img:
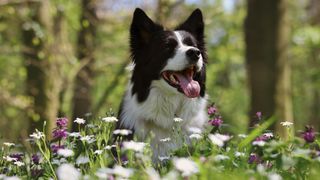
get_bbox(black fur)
[112,8,207,163]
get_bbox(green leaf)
[238,116,277,150]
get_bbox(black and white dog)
[116,8,208,162]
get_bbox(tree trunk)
[72,0,97,131]
[23,0,64,136]
[307,0,320,25]
[245,0,293,138]
[307,0,320,130]
[23,0,50,133]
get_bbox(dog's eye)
[183,37,195,47]
[166,38,177,49]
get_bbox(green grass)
[0,112,320,180]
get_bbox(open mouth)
[161,66,200,98]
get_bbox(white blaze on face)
[162,31,203,72]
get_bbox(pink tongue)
[174,72,200,98]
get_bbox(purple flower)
[256,112,262,120]
[31,168,43,177]
[10,153,23,161]
[32,154,40,164]
[52,128,68,139]
[209,117,223,127]
[302,126,316,143]
[248,153,261,164]
[207,105,217,115]
[56,117,68,128]
[51,144,65,153]
[255,133,272,142]
[121,155,129,165]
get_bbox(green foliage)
[1,115,320,179]
[0,0,319,146]
[238,117,277,150]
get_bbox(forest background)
[0,0,319,143]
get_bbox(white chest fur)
[119,80,208,161]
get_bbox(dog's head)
[130,8,207,102]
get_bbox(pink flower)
[52,129,68,139]
[56,117,68,128]
[256,112,262,120]
[209,117,223,127]
[302,126,316,143]
[207,105,217,115]
[248,153,261,164]
[51,144,65,153]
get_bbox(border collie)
[116,8,208,162]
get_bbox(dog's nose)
[186,48,201,63]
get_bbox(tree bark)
[245,0,293,138]
[307,0,320,130]
[23,0,50,133]
[72,0,97,131]
[23,0,64,136]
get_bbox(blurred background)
[0,0,319,142]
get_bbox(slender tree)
[23,0,50,134]
[72,0,98,131]
[307,0,320,130]
[245,0,293,138]
[23,0,65,136]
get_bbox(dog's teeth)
[170,75,176,83]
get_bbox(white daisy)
[235,151,245,157]
[3,156,17,162]
[208,133,232,147]
[104,145,116,150]
[280,121,293,127]
[80,135,95,144]
[188,127,202,134]
[173,158,199,177]
[122,141,146,153]
[252,140,266,147]
[29,131,44,140]
[68,132,81,138]
[13,161,25,167]
[112,165,134,178]
[214,155,230,162]
[95,168,110,179]
[74,118,86,124]
[3,176,21,180]
[113,129,132,136]
[238,134,247,138]
[94,150,103,155]
[160,137,171,142]
[189,133,202,139]
[3,142,15,147]
[57,149,74,157]
[76,155,90,165]
[158,156,170,161]
[268,173,282,180]
[173,117,183,122]
[56,164,81,180]
[102,116,118,123]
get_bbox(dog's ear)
[176,9,207,63]
[130,8,163,46]
[176,9,204,42]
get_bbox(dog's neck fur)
[119,81,207,162]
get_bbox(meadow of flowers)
[1,105,320,180]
